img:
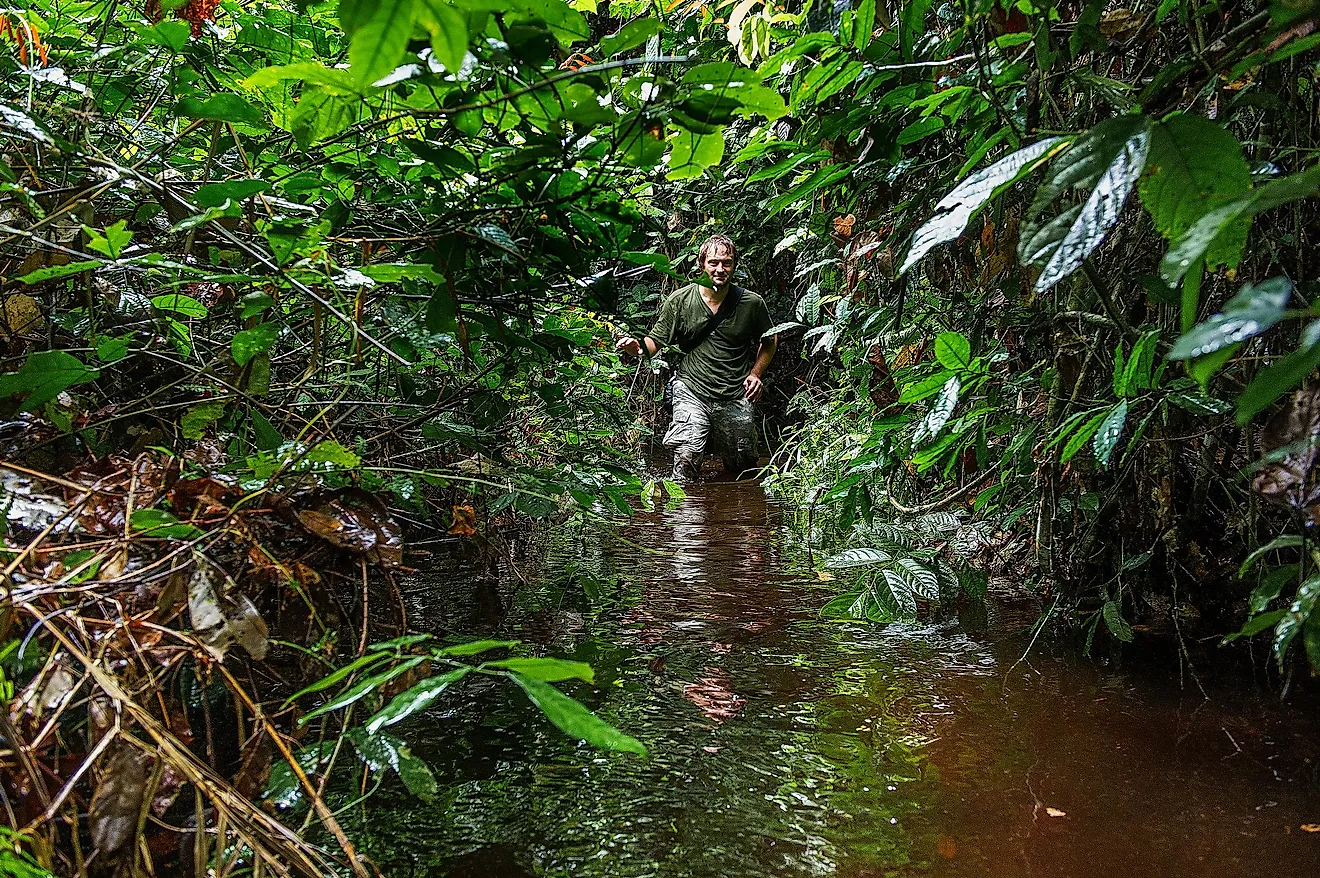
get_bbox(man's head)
[698,234,737,291]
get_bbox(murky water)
[356,481,1319,877]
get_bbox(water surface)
[360,481,1319,877]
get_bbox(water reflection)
[356,482,1320,878]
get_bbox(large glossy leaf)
[824,547,892,568]
[419,0,468,73]
[1162,164,1320,284]
[1168,277,1292,360]
[1139,114,1251,270]
[1020,116,1150,292]
[1102,600,1134,642]
[901,137,1065,274]
[510,673,647,755]
[933,332,972,370]
[881,568,920,615]
[364,667,471,733]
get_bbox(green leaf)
[239,292,276,319]
[345,729,438,800]
[510,673,646,755]
[18,260,101,284]
[195,179,270,208]
[1139,114,1251,270]
[0,351,99,412]
[232,323,280,366]
[251,407,283,451]
[177,94,266,125]
[1236,324,1320,423]
[1162,164,1320,285]
[151,293,208,318]
[897,116,945,146]
[96,335,131,363]
[284,652,390,706]
[1121,329,1161,393]
[1168,277,1292,360]
[1249,564,1297,613]
[599,17,662,57]
[820,591,868,619]
[853,0,876,49]
[1060,410,1106,462]
[298,655,426,724]
[419,0,468,73]
[1020,116,1150,292]
[666,129,725,180]
[135,20,192,51]
[364,666,471,733]
[350,0,418,86]
[129,508,205,540]
[1225,608,1287,642]
[243,62,361,95]
[1102,600,1134,642]
[933,332,972,370]
[181,401,226,440]
[1239,535,1307,576]
[902,137,1066,274]
[483,657,595,683]
[897,370,956,403]
[438,639,520,656]
[84,220,132,259]
[305,440,361,468]
[913,375,959,445]
[1273,576,1320,669]
[1093,400,1128,467]
[824,547,891,569]
[1166,391,1232,416]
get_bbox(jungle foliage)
[2,0,1320,872]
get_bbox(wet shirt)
[649,283,773,402]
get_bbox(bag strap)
[678,285,743,354]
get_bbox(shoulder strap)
[678,285,744,354]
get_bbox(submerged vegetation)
[2,0,1319,872]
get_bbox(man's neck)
[701,282,730,304]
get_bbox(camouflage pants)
[663,377,758,481]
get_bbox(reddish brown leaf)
[449,505,478,536]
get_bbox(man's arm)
[743,335,777,401]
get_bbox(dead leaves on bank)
[1252,388,1320,519]
[1,451,407,877]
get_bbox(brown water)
[356,481,1320,877]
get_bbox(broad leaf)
[350,0,417,87]
[1167,277,1292,360]
[824,547,891,568]
[902,137,1065,274]
[483,657,595,683]
[1139,114,1251,270]
[151,293,208,318]
[1093,400,1128,467]
[0,351,99,412]
[510,673,647,755]
[346,729,438,800]
[913,375,959,444]
[232,323,281,366]
[1020,116,1150,292]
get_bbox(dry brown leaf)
[449,504,478,536]
[1045,806,1067,818]
[90,743,150,856]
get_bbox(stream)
[354,480,1319,877]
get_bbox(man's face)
[702,247,735,289]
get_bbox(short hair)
[698,233,737,265]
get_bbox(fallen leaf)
[1301,823,1320,833]
[297,489,403,567]
[188,561,269,660]
[936,835,958,858]
[1045,806,1067,818]
[90,743,150,856]
[449,504,477,536]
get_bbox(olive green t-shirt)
[649,283,773,402]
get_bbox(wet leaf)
[510,673,647,756]
[1272,575,1319,668]
[283,652,389,706]
[365,666,472,734]
[1102,600,1134,642]
[437,638,519,656]
[1,469,74,533]
[1020,116,1150,292]
[130,508,204,540]
[232,323,280,366]
[1093,400,1128,468]
[297,490,403,567]
[1168,277,1292,361]
[345,729,437,800]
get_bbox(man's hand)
[616,336,642,359]
[744,373,764,401]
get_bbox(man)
[618,234,777,482]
